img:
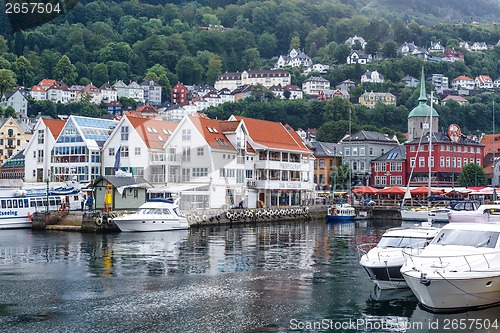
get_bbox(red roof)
[126,116,177,149]
[233,116,311,152]
[39,79,57,87]
[42,118,66,139]
[31,85,46,92]
[452,75,473,82]
[190,116,236,152]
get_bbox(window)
[33,150,36,158]
[37,150,43,163]
[182,147,190,162]
[440,156,444,167]
[135,147,141,156]
[319,159,325,169]
[381,163,386,172]
[182,129,191,141]
[121,126,129,140]
[197,147,204,156]
[375,163,380,172]
[38,129,44,144]
[429,156,434,167]
[109,148,115,156]
[168,148,176,161]
[345,147,350,156]
[410,146,416,152]
[360,147,365,156]
[192,168,208,177]
[120,146,129,157]
[410,157,416,168]
[446,157,450,167]
[352,147,358,156]
[181,168,191,181]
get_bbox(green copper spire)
[418,66,427,103]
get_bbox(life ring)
[106,216,113,225]
[226,211,233,219]
[95,216,103,226]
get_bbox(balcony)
[255,179,312,190]
[254,160,309,171]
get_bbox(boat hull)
[326,215,355,222]
[0,215,32,229]
[402,271,500,312]
[361,265,407,290]
[400,209,449,222]
[112,217,189,232]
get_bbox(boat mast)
[428,91,433,209]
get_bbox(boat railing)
[358,240,429,262]
[402,249,500,272]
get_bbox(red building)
[171,82,188,106]
[371,146,407,187]
[405,132,484,187]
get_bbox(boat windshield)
[377,236,431,249]
[139,208,172,215]
[432,230,500,248]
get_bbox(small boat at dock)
[111,198,189,232]
[326,203,355,222]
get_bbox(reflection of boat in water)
[0,184,80,229]
[359,227,440,290]
[408,303,500,333]
[402,223,500,312]
[112,198,189,232]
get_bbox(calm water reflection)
[0,220,497,332]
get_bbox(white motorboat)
[401,223,500,312]
[112,198,189,232]
[326,203,356,222]
[358,227,440,290]
[401,200,480,222]
[447,204,500,223]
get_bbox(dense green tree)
[242,48,262,70]
[330,164,352,191]
[380,40,398,58]
[28,99,57,118]
[92,63,109,87]
[175,56,203,84]
[0,69,16,96]
[4,106,16,118]
[458,163,488,187]
[54,55,77,84]
[205,54,222,85]
[257,32,278,59]
[0,36,8,55]
[13,56,34,86]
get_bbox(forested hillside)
[0,0,500,141]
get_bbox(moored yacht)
[447,204,500,223]
[358,227,440,290]
[401,223,500,312]
[111,198,189,232]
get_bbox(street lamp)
[45,171,51,212]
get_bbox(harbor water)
[0,219,498,333]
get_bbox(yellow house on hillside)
[358,91,396,108]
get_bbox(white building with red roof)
[475,75,494,89]
[24,117,66,182]
[102,115,177,183]
[46,85,73,103]
[161,114,314,209]
[30,85,47,101]
[450,75,475,90]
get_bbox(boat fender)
[226,211,233,219]
[209,216,214,222]
[304,207,309,214]
[195,215,201,222]
[216,213,221,220]
[106,216,113,225]
[95,216,103,226]
[187,215,193,223]
[248,211,254,218]
[255,211,261,218]
[202,215,208,222]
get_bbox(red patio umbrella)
[353,185,378,194]
[376,186,406,195]
[410,186,443,195]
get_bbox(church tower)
[407,67,439,141]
